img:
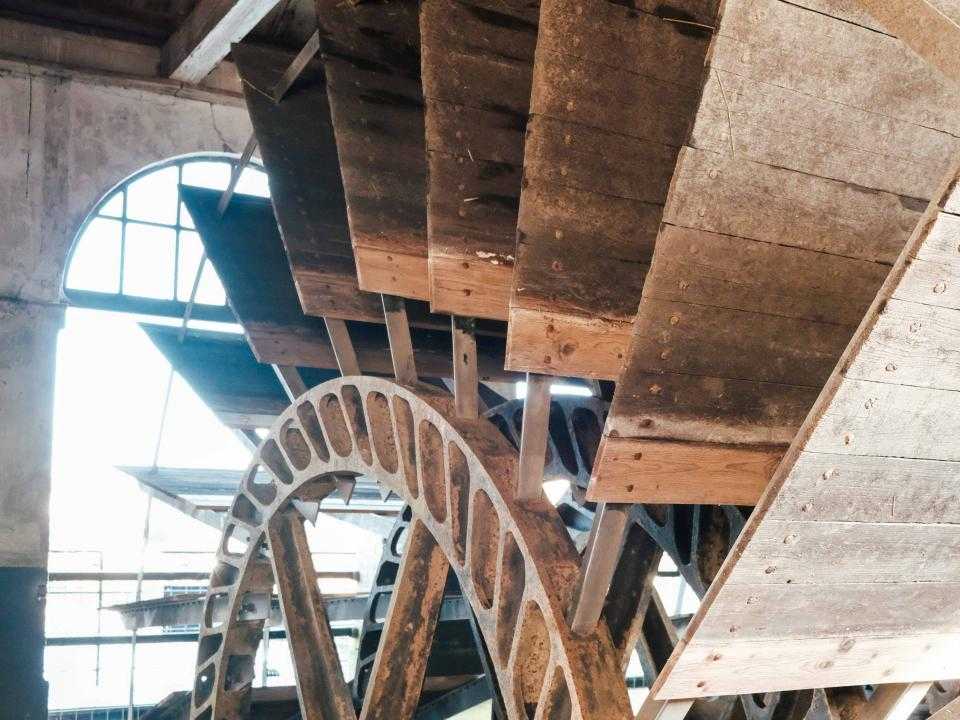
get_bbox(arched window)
[63,154,270,321]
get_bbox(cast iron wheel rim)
[190,377,633,720]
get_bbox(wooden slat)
[273,365,308,401]
[382,296,418,385]
[181,185,518,381]
[268,512,355,720]
[516,373,552,499]
[162,0,280,83]
[929,695,960,720]
[451,316,479,419]
[359,518,448,720]
[591,0,960,504]
[568,503,629,635]
[506,0,720,378]
[849,1,960,87]
[323,318,360,377]
[420,0,537,319]
[316,0,429,301]
[652,158,960,697]
[231,43,383,323]
[588,438,781,506]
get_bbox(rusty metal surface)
[191,377,633,720]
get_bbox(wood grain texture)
[505,307,632,381]
[506,0,722,378]
[853,0,960,87]
[652,156,960,697]
[232,43,382,323]
[593,0,960,504]
[420,0,536,319]
[587,437,781,505]
[315,0,429,300]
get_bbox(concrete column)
[0,298,65,720]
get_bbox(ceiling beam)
[162,0,281,83]
[0,16,242,102]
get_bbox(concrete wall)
[0,64,253,716]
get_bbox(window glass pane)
[235,166,271,197]
[177,230,227,305]
[180,203,196,230]
[126,165,179,225]
[98,191,124,218]
[66,217,121,293]
[124,223,176,299]
[181,160,231,191]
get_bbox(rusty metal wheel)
[190,378,632,720]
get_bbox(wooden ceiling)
[0,0,316,48]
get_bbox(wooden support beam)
[635,696,694,720]
[853,1,960,86]
[829,684,933,720]
[516,373,551,500]
[0,16,243,103]
[451,316,479,419]
[382,296,418,385]
[870,684,933,720]
[930,696,960,720]
[323,318,361,377]
[358,519,448,720]
[267,512,355,720]
[217,133,258,216]
[273,365,308,401]
[271,30,320,103]
[162,0,281,83]
[568,503,630,635]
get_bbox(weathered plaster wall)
[0,66,253,716]
[0,299,63,567]
[0,67,252,304]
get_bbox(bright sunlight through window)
[63,155,270,318]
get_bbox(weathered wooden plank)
[771,451,960,525]
[665,147,925,265]
[699,582,960,640]
[358,518,448,720]
[929,695,960,720]
[711,0,960,136]
[692,68,955,199]
[805,379,960,460]
[316,0,429,300]
[853,1,960,87]
[162,0,280,82]
[643,226,889,326]
[420,0,536,320]
[588,438,780,505]
[506,0,721,378]
[630,298,853,388]
[504,308,632,381]
[605,369,819,445]
[729,519,960,585]
[323,318,360,377]
[232,43,383,323]
[847,298,960,390]
[452,316,479,419]
[268,512,355,720]
[381,296,419,385]
[657,632,960,697]
[517,373,552,499]
[568,503,630,634]
[653,158,960,698]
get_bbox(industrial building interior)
[2,1,960,719]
